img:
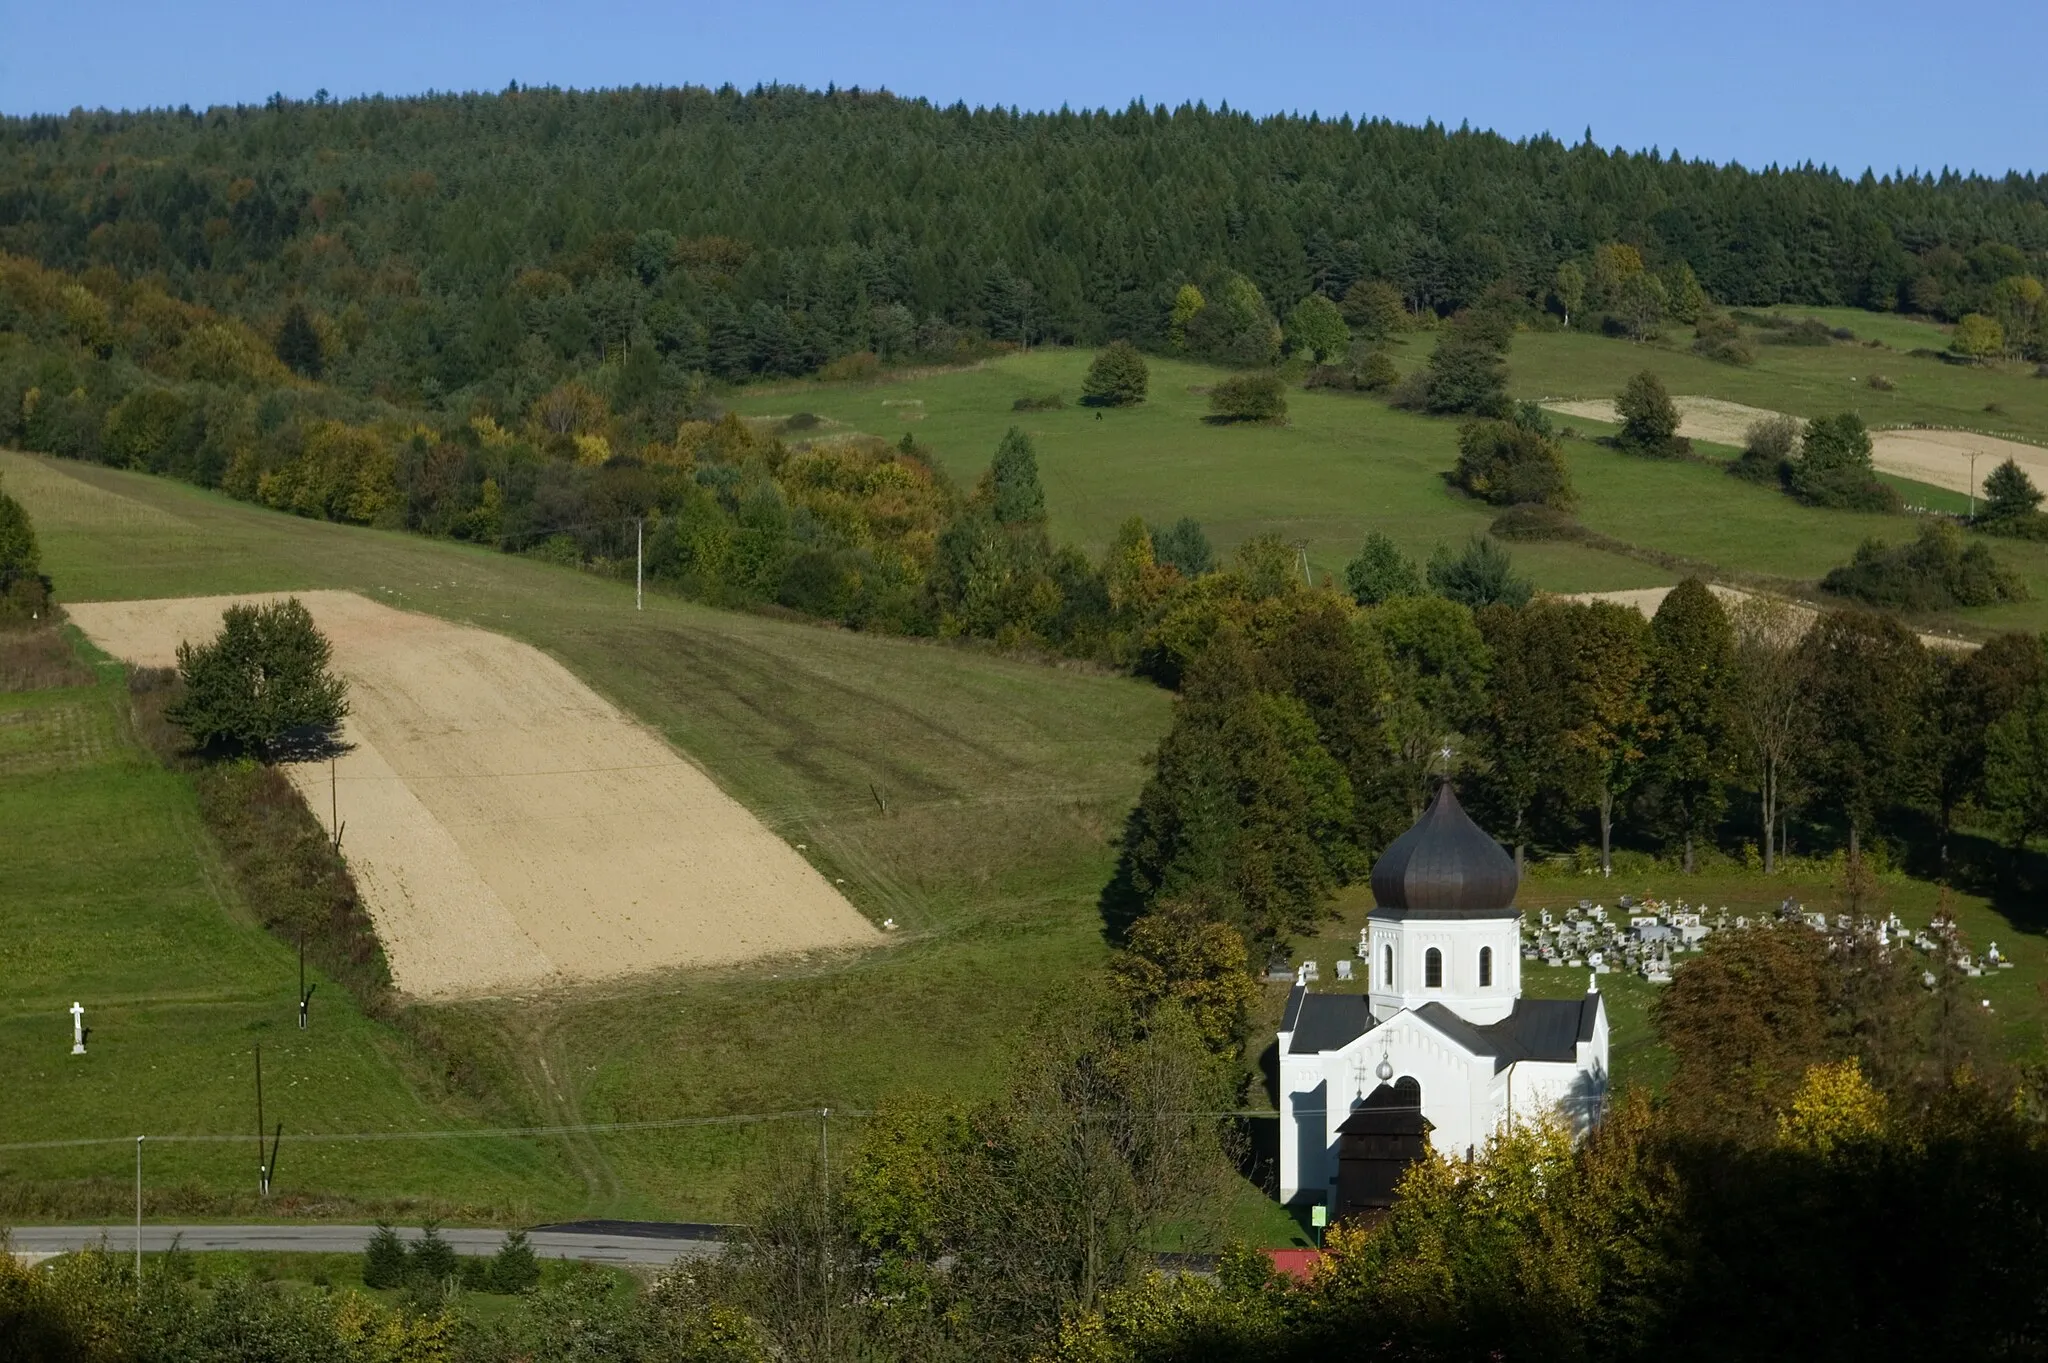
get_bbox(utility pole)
[298,934,315,1030]
[636,518,644,611]
[255,1044,268,1197]
[135,1135,145,1299]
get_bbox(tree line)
[1115,565,2048,952]
[4,84,2047,411]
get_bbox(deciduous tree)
[1082,340,1149,406]
[166,597,350,757]
[1796,608,1930,856]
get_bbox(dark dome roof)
[1369,784,1519,917]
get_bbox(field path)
[68,590,878,998]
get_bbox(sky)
[5,0,2044,177]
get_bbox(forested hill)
[4,84,2048,398]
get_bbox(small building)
[1278,784,1609,1212]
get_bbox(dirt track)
[1544,397,2048,498]
[68,591,877,998]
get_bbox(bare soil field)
[1864,428,2048,498]
[1544,397,2048,498]
[68,590,878,998]
[1556,585,1974,651]
[1544,396,1787,447]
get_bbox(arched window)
[1382,944,1394,989]
[1393,1076,1421,1107]
[1479,946,1493,987]
[1425,947,1443,988]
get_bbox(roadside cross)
[70,1001,87,1055]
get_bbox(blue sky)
[6,0,2043,176]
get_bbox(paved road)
[6,1222,723,1267]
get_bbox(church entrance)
[1335,1078,1429,1221]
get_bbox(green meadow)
[733,324,2048,636]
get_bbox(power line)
[0,1109,1280,1155]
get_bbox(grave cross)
[70,1001,87,1055]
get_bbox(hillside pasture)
[0,449,1172,1221]
[0,665,573,1219]
[69,591,878,1000]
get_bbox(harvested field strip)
[1544,395,2048,500]
[68,591,879,1000]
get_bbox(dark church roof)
[1285,985,1375,1055]
[1287,994,1600,1070]
[1369,783,1519,918]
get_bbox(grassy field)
[0,449,1192,1227]
[734,325,2048,636]
[9,302,2048,1239]
[0,665,571,1218]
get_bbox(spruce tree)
[361,1223,408,1289]
[1344,532,1423,605]
[274,302,324,379]
[1980,458,2044,526]
[1645,578,1736,871]
[987,427,1046,525]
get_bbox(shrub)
[1615,369,1690,457]
[1490,503,1584,541]
[1206,372,1286,423]
[1011,392,1064,411]
[165,597,350,757]
[1449,415,1575,508]
[1692,312,1756,365]
[780,411,821,431]
[1787,413,1901,512]
[1355,347,1400,391]
[1081,339,1149,406]
[1821,521,2027,611]
[1866,373,1894,391]
[1767,317,1835,346]
[1730,414,1800,484]
[817,350,881,382]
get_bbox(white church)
[1278,783,1609,1216]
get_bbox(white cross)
[70,1001,86,1055]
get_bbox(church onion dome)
[1369,783,1519,917]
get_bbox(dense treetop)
[4,84,2047,402]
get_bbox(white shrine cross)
[70,1001,86,1055]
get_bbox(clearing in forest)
[67,590,878,999]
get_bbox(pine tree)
[1344,532,1423,605]
[361,1222,408,1289]
[987,427,1046,524]
[1645,578,1736,871]
[1980,458,2044,526]
[274,302,324,379]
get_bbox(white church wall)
[1367,913,1522,1025]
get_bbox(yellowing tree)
[1777,1058,1887,1156]
[1167,283,1204,352]
[1951,313,2005,362]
